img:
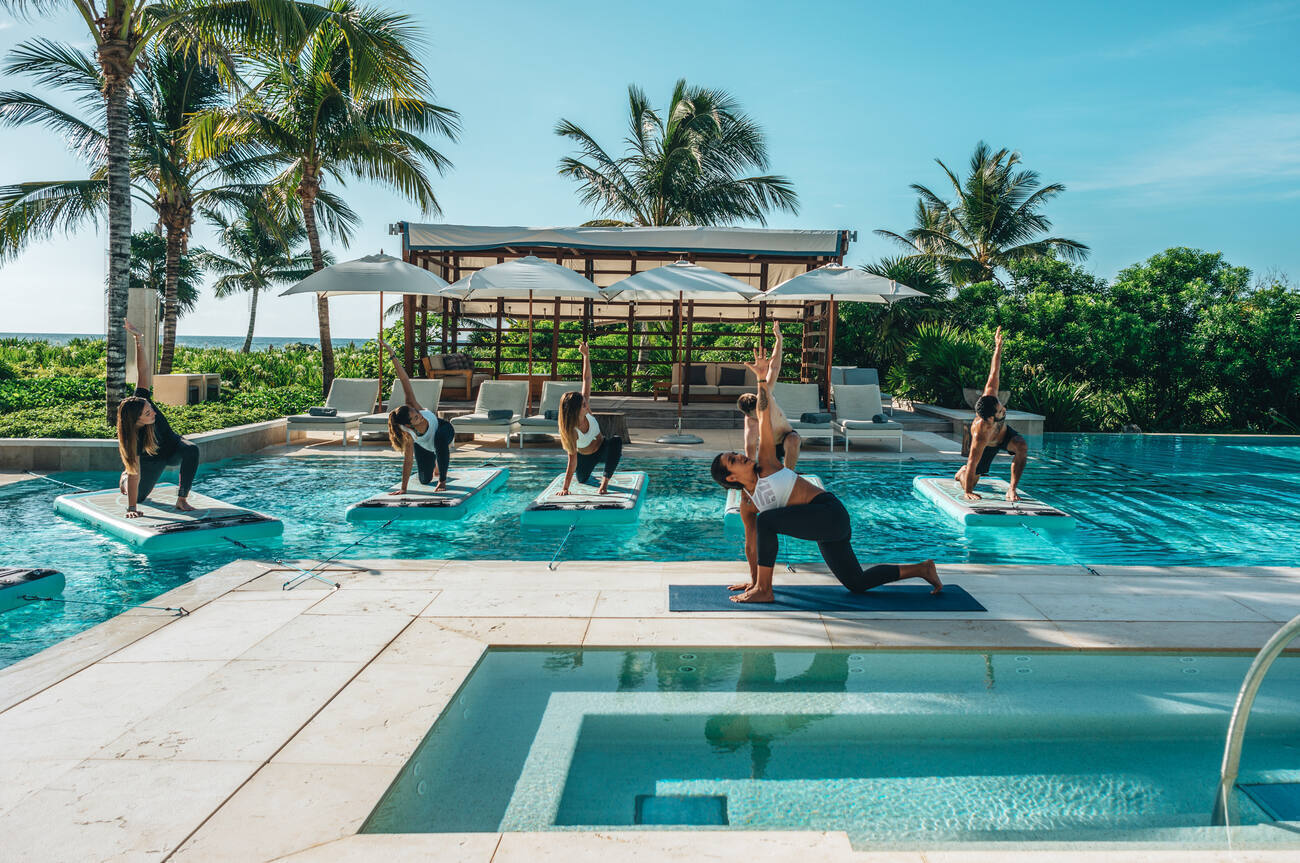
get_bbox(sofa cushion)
[443,352,472,370]
[717,366,747,387]
[426,353,445,370]
[669,384,719,396]
[715,386,753,397]
[686,365,708,386]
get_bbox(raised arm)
[579,340,591,402]
[381,340,421,411]
[766,321,783,387]
[982,326,1004,396]
[746,348,780,474]
[125,321,150,390]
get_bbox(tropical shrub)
[885,322,991,408]
[1012,372,1113,432]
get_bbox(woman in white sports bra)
[710,344,941,603]
[382,340,455,492]
[557,340,624,495]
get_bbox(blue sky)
[1,0,1298,337]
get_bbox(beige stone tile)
[97,659,363,762]
[0,758,254,863]
[1056,621,1284,650]
[1023,592,1271,622]
[275,663,467,766]
[0,613,179,713]
[1089,565,1300,578]
[377,617,588,661]
[583,616,831,647]
[168,762,395,863]
[0,660,224,761]
[331,558,449,572]
[334,568,444,590]
[492,830,857,862]
[0,758,80,817]
[934,573,1103,594]
[592,589,667,617]
[271,833,500,862]
[422,588,599,618]
[822,592,1047,622]
[240,612,414,663]
[229,570,348,593]
[304,588,440,617]
[822,618,1074,649]
[432,560,658,589]
[103,595,320,662]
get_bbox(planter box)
[911,403,1045,447]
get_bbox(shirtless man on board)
[955,326,1028,502]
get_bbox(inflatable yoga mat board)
[723,474,825,536]
[54,484,283,551]
[0,568,65,613]
[346,468,507,522]
[913,476,1075,529]
[522,471,648,527]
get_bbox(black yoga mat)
[668,583,985,613]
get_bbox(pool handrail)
[1210,610,1300,826]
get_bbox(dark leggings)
[138,440,199,501]
[755,492,900,593]
[413,420,456,485]
[575,435,623,483]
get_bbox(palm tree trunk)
[101,47,132,425]
[299,185,334,396]
[243,285,259,353]
[158,222,182,373]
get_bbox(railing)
[1210,611,1300,826]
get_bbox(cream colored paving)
[1,558,1298,862]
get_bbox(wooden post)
[684,299,695,407]
[550,298,561,380]
[671,299,681,402]
[494,298,504,378]
[402,294,416,375]
[825,298,838,407]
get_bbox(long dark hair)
[388,404,415,452]
[557,390,585,453]
[116,396,158,474]
[710,453,743,489]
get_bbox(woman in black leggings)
[557,340,623,494]
[709,346,941,603]
[117,322,200,517]
[382,340,455,491]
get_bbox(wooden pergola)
[397,223,853,398]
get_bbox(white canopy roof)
[279,253,449,298]
[604,261,759,303]
[403,223,844,257]
[764,264,925,303]
[444,256,603,300]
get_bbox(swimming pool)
[1,433,1298,668]
[362,648,1300,849]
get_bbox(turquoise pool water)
[362,648,1300,848]
[1,434,1298,668]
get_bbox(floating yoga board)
[346,468,508,522]
[0,568,65,614]
[913,476,1075,530]
[521,471,648,527]
[54,484,283,551]
[723,474,825,537]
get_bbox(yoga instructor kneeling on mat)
[382,339,455,492]
[558,340,623,495]
[710,344,942,603]
[117,322,199,518]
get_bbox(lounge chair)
[285,378,380,447]
[518,380,582,443]
[832,366,893,414]
[359,378,444,439]
[832,384,904,452]
[450,380,528,448]
[770,382,836,449]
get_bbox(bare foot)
[1005,488,1022,502]
[919,560,943,595]
[174,497,196,512]
[434,483,448,492]
[728,582,754,591]
[597,479,610,494]
[731,588,774,603]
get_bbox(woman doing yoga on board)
[557,340,623,495]
[382,339,455,492]
[710,344,942,603]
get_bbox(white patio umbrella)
[763,264,926,393]
[280,252,450,380]
[605,260,759,444]
[444,256,603,375]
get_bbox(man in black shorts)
[956,326,1028,501]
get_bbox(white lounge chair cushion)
[836,419,903,431]
[452,413,519,426]
[287,410,365,424]
[519,415,559,428]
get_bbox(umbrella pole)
[527,290,533,377]
[657,291,702,444]
[378,291,384,387]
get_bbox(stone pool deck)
[2,557,1298,863]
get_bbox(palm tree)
[130,229,201,323]
[0,0,428,423]
[194,208,315,352]
[556,79,798,226]
[195,22,459,394]
[877,141,1088,286]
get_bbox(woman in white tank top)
[557,340,624,495]
[709,344,941,603]
[382,340,455,492]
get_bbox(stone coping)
[912,404,1046,422]
[1,559,1298,861]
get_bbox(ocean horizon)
[0,332,377,350]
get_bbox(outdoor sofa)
[422,352,492,400]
